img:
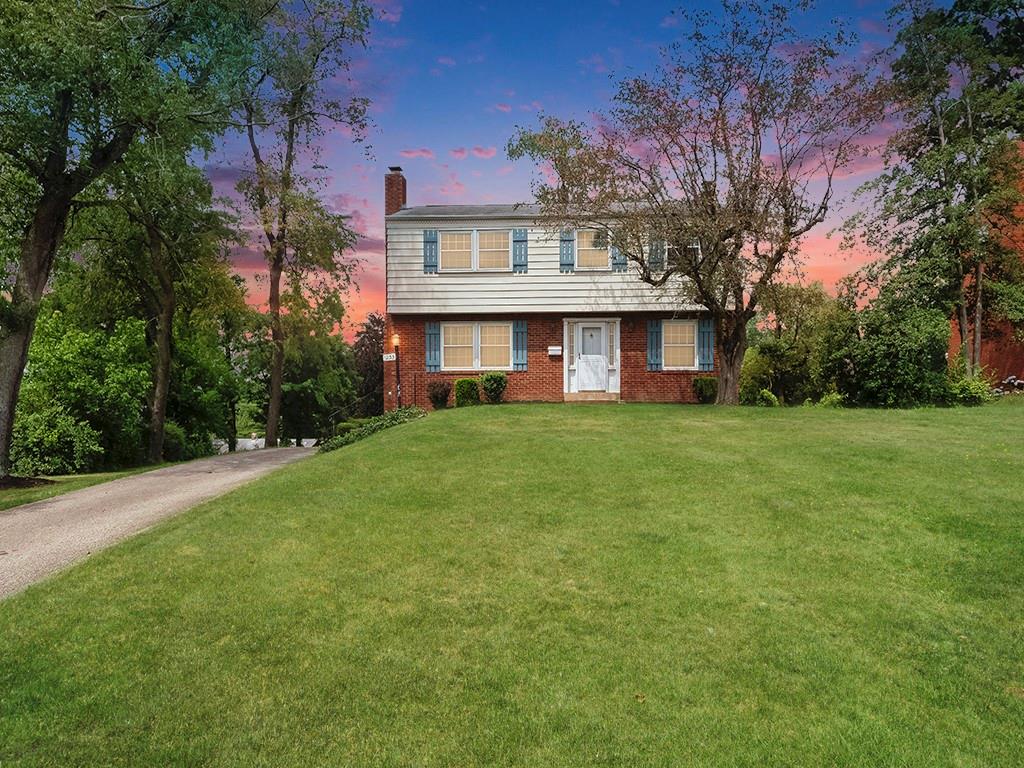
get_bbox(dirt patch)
[0,476,55,490]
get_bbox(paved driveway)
[0,447,313,599]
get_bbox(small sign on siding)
[382,353,396,362]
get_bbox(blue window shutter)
[512,228,528,273]
[423,229,439,273]
[647,319,663,371]
[425,321,441,371]
[559,229,575,273]
[611,245,627,272]
[698,316,715,371]
[513,320,528,371]
[648,238,665,273]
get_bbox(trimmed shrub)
[756,388,780,407]
[454,378,481,407]
[693,376,718,404]
[946,375,993,406]
[480,371,508,404]
[319,407,426,453]
[427,380,452,409]
[11,407,104,476]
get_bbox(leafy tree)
[0,0,265,477]
[353,312,385,416]
[508,1,882,403]
[73,149,232,462]
[15,302,150,471]
[846,0,1024,376]
[742,282,836,404]
[235,0,371,445]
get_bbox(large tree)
[235,0,370,446]
[0,0,264,478]
[509,0,882,403]
[353,312,385,417]
[74,149,232,463]
[846,0,1024,377]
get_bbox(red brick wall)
[384,312,720,410]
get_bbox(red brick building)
[381,167,718,410]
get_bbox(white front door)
[577,324,608,391]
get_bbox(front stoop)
[564,392,621,403]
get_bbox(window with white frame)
[440,231,473,270]
[439,229,512,271]
[477,230,511,270]
[576,229,610,269]
[442,322,512,370]
[663,320,697,369]
[667,239,702,268]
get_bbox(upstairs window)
[438,230,512,271]
[440,231,473,270]
[477,231,511,270]
[576,229,610,269]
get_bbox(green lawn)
[1,402,1022,766]
[0,467,158,512]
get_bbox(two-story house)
[381,167,718,409]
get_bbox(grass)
[0,466,161,512]
[1,401,1022,766]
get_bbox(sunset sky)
[205,0,894,332]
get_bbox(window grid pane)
[577,229,608,269]
[479,324,510,368]
[443,324,474,368]
[440,231,472,270]
[664,321,696,368]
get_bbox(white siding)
[386,217,699,314]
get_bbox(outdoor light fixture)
[392,333,402,407]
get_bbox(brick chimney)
[385,166,407,216]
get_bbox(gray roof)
[387,204,542,220]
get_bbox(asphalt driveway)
[0,447,313,599]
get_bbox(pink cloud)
[496,165,514,176]
[519,100,543,112]
[436,56,456,67]
[660,13,680,29]
[471,146,497,159]
[494,103,512,113]
[449,147,468,160]
[400,147,434,159]
[439,172,466,197]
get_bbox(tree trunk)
[716,314,747,405]
[957,299,972,376]
[147,296,174,464]
[264,256,285,447]
[972,262,984,375]
[0,194,72,478]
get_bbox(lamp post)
[392,333,401,407]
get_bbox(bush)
[427,380,452,409]
[946,374,993,406]
[454,378,481,407]
[740,349,773,405]
[11,407,104,476]
[161,420,214,462]
[817,391,845,408]
[693,376,718,404]
[756,388,780,407]
[319,407,426,453]
[479,371,508,404]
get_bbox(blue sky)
[206,0,893,325]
